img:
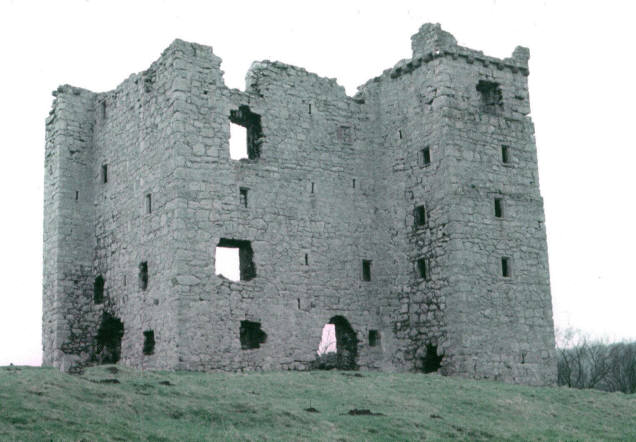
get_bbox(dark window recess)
[229,105,263,160]
[145,193,152,214]
[143,330,155,355]
[501,145,510,164]
[308,103,312,114]
[75,191,79,201]
[100,101,106,120]
[352,178,356,188]
[421,343,444,373]
[239,320,267,349]
[93,275,105,304]
[476,80,503,113]
[417,258,430,280]
[414,205,427,227]
[398,129,403,139]
[297,298,301,309]
[239,187,248,208]
[494,198,503,218]
[368,330,380,347]
[95,313,124,364]
[305,253,309,266]
[337,125,353,144]
[362,260,372,281]
[123,274,127,287]
[139,261,148,290]
[101,164,108,183]
[501,257,511,277]
[419,147,431,166]
[218,238,256,281]
[311,182,315,194]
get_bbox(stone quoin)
[43,23,557,385]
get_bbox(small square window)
[494,198,503,218]
[101,164,108,184]
[362,260,372,281]
[476,80,503,113]
[414,205,427,227]
[501,145,510,164]
[145,193,152,214]
[419,147,431,167]
[501,257,511,278]
[239,187,248,208]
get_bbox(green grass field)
[1,365,634,441]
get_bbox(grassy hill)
[1,365,634,441]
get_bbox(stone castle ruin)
[43,23,557,384]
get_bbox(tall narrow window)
[94,275,105,304]
[337,125,352,144]
[417,258,429,280]
[494,198,503,218]
[101,164,108,184]
[239,187,248,208]
[369,330,380,347]
[501,257,511,278]
[501,145,510,164]
[145,193,152,214]
[305,253,309,266]
[414,205,427,227]
[229,105,263,160]
[362,260,372,281]
[143,330,155,355]
[419,147,431,167]
[139,261,148,290]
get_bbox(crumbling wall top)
[411,23,458,58]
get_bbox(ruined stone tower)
[43,23,557,384]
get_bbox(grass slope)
[1,365,634,441]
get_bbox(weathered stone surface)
[43,23,557,385]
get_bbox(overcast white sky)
[1,0,634,366]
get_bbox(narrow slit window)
[305,253,309,266]
[494,198,503,218]
[362,260,372,282]
[239,187,248,208]
[501,257,511,278]
[93,275,105,304]
[143,330,155,355]
[417,258,429,280]
[501,145,510,164]
[414,205,427,227]
[75,191,79,201]
[398,129,403,139]
[369,330,380,347]
[419,147,431,166]
[352,178,356,188]
[311,182,315,194]
[337,125,352,144]
[308,103,312,114]
[139,261,148,290]
[101,164,108,184]
[145,193,152,214]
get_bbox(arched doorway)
[95,312,124,364]
[316,316,358,370]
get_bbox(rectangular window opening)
[145,193,152,214]
[501,145,510,164]
[239,187,248,208]
[337,125,352,144]
[75,191,79,201]
[308,103,312,114]
[369,330,380,347]
[362,260,372,282]
[229,105,263,160]
[476,80,503,113]
[417,258,430,280]
[419,147,431,167]
[398,129,403,139]
[494,198,503,218]
[311,182,315,194]
[102,164,108,184]
[305,253,309,266]
[143,330,155,355]
[216,238,256,281]
[240,320,267,349]
[352,178,356,189]
[414,205,427,227]
[139,261,148,290]
[501,257,511,278]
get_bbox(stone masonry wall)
[43,24,557,384]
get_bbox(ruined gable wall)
[166,41,398,371]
